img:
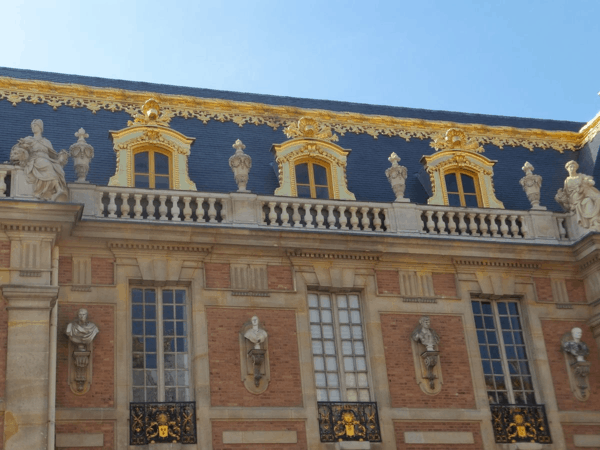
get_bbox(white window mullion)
[156,289,165,402]
[492,302,514,404]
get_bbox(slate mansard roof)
[0,66,593,212]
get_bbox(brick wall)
[207,308,302,407]
[376,270,400,295]
[394,421,483,449]
[541,320,600,411]
[55,421,114,450]
[56,304,114,408]
[0,241,9,268]
[91,257,114,285]
[267,265,294,290]
[432,273,457,297]
[212,421,307,450]
[534,277,553,302]
[566,279,586,303]
[562,424,600,450]
[205,263,231,289]
[59,256,73,284]
[381,314,476,409]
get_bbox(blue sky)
[2,0,598,123]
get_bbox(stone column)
[2,285,59,450]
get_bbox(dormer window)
[271,117,355,201]
[295,160,331,199]
[421,128,504,209]
[134,148,171,189]
[109,99,197,191]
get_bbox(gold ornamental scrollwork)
[284,117,339,142]
[430,128,484,153]
[0,75,584,152]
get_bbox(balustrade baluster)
[360,207,370,231]
[458,212,467,235]
[478,213,489,236]
[280,202,290,226]
[383,209,390,231]
[436,211,447,234]
[327,205,336,229]
[349,207,359,230]
[509,215,520,238]
[316,205,326,229]
[171,196,181,222]
[107,192,117,218]
[292,203,302,227]
[208,198,218,223]
[133,194,143,219]
[467,213,479,236]
[557,217,567,239]
[373,208,382,231]
[220,200,228,222]
[146,194,156,220]
[499,215,509,237]
[194,197,205,222]
[425,211,435,233]
[519,215,530,238]
[182,197,192,222]
[268,202,278,226]
[120,193,130,218]
[489,214,499,237]
[97,192,106,217]
[338,206,348,230]
[447,211,457,235]
[158,195,168,221]
[304,204,314,228]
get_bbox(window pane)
[134,175,150,188]
[310,325,321,338]
[322,325,334,339]
[320,295,331,308]
[461,173,476,193]
[308,294,319,308]
[464,194,478,207]
[295,163,309,184]
[313,164,328,185]
[134,152,149,173]
[297,185,311,198]
[448,193,461,207]
[155,176,170,190]
[445,173,458,192]
[315,187,329,199]
[155,153,169,175]
[314,356,324,371]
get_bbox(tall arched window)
[444,171,481,207]
[134,149,171,189]
[295,160,331,199]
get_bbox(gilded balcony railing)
[490,404,552,444]
[317,401,382,443]
[130,402,196,445]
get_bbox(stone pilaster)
[1,285,58,450]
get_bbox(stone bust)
[243,315,268,350]
[66,308,100,350]
[561,327,590,362]
[411,316,440,351]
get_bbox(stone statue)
[66,308,100,350]
[69,128,94,183]
[244,315,268,349]
[229,139,252,192]
[411,316,440,351]
[385,152,409,202]
[520,161,544,209]
[556,161,600,230]
[561,327,590,362]
[10,119,69,201]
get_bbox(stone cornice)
[0,76,584,153]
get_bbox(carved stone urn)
[69,128,95,183]
[229,139,252,192]
[385,152,409,202]
[519,161,545,210]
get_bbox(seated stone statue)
[561,327,589,362]
[556,161,600,231]
[66,308,100,350]
[10,119,69,201]
[244,316,268,350]
[411,316,440,351]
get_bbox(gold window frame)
[442,169,483,208]
[133,147,173,190]
[292,157,334,199]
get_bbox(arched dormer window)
[133,148,171,189]
[421,128,504,209]
[109,99,197,191]
[271,118,355,200]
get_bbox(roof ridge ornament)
[127,98,174,128]
[430,128,484,153]
[283,117,339,142]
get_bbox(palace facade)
[0,67,598,449]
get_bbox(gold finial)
[430,128,483,153]
[127,98,174,127]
